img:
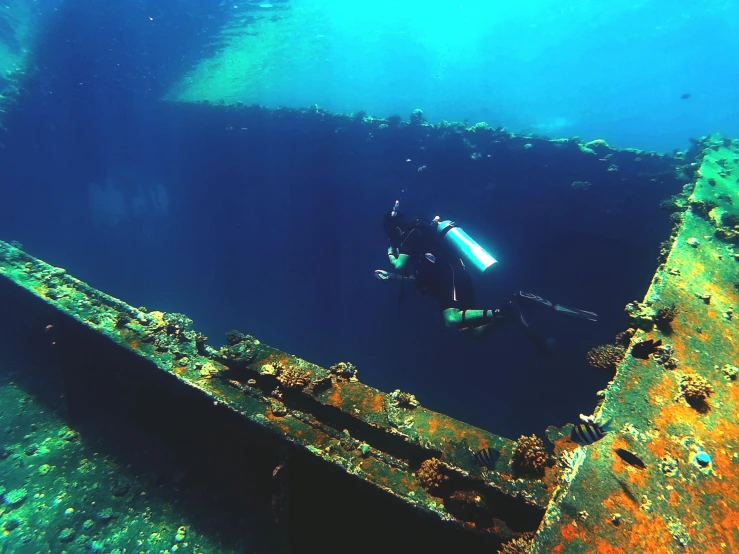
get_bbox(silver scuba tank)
[433,217,498,274]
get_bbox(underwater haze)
[168,0,739,152]
[0,0,738,552]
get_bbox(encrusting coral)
[680,374,714,406]
[276,365,310,390]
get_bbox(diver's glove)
[375,270,414,282]
[375,270,396,281]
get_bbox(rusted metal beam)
[0,238,553,549]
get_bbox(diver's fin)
[508,299,553,355]
[553,304,598,322]
[517,291,553,308]
[517,291,598,322]
[509,299,529,328]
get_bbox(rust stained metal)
[0,239,551,544]
[532,136,739,553]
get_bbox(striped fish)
[474,447,500,469]
[570,420,611,445]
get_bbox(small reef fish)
[614,448,646,469]
[570,420,611,445]
[680,93,691,99]
[474,447,500,469]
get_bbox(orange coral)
[417,458,450,492]
[276,365,310,390]
[586,344,625,371]
[499,534,534,554]
[511,435,550,477]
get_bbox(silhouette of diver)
[375,201,597,352]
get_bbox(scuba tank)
[433,216,498,274]
[386,200,498,275]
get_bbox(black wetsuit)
[385,213,596,352]
[394,218,476,312]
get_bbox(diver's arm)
[387,246,410,272]
[377,246,413,282]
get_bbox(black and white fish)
[570,419,612,445]
[474,447,500,469]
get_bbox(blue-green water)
[167,0,739,151]
[0,1,737,552]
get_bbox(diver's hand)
[375,269,392,281]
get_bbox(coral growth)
[417,458,450,492]
[722,364,738,381]
[657,239,673,264]
[276,365,311,390]
[2,487,28,506]
[680,374,714,406]
[625,301,655,330]
[391,389,420,409]
[259,363,277,376]
[58,528,75,543]
[499,534,534,554]
[193,331,208,355]
[654,345,678,370]
[614,328,635,346]
[329,361,357,381]
[511,435,550,477]
[659,193,689,213]
[690,198,718,218]
[715,226,739,244]
[446,490,487,522]
[221,333,260,367]
[587,344,625,371]
[409,108,425,125]
[225,329,249,345]
[655,305,678,329]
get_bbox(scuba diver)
[375,201,597,352]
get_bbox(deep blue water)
[0,0,708,440]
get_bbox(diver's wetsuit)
[392,217,477,313]
[383,212,597,350]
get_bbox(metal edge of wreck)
[0,239,557,547]
[531,134,739,554]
